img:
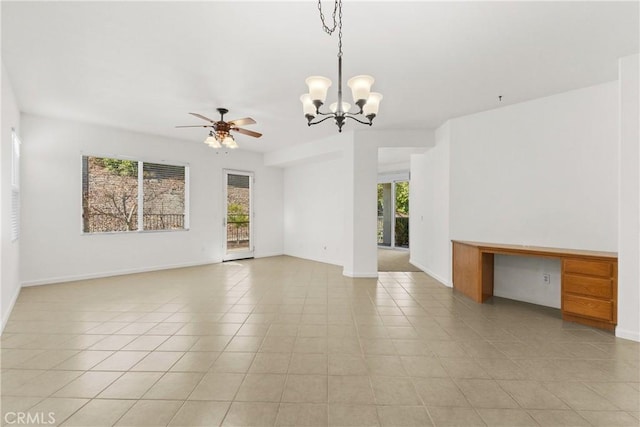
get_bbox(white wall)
[1,62,21,330]
[617,54,640,342]
[283,154,345,266]
[409,82,619,307]
[449,81,618,250]
[409,122,451,285]
[448,82,618,307]
[493,256,561,308]
[276,130,433,277]
[275,129,433,277]
[20,115,283,285]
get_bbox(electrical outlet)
[543,273,551,284]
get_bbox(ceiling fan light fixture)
[223,135,238,149]
[204,132,221,148]
[178,108,262,151]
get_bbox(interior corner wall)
[617,53,640,342]
[280,129,433,276]
[19,114,283,286]
[1,62,21,331]
[448,81,618,308]
[283,154,346,266]
[409,122,451,285]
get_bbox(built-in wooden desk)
[452,240,618,331]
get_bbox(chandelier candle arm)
[301,0,382,132]
[329,101,351,113]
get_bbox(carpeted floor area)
[377,248,421,272]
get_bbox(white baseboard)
[282,252,343,268]
[409,259,452,287]
[343,270,378,278]
[615,327,640,342]
[2,284,22,333]
[21,260,219,287]
[255,252,285,259]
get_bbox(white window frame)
[81,153,190,234]
[11,130,21,242]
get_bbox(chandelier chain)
[317,0,343,57]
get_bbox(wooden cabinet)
[452,241,618,332]
[562,258,617,331]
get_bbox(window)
[143,162,187,231]
[82,156,188,233]
[11,130,20,241]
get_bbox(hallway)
[377,249,421,272]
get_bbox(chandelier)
[300,0,382,132]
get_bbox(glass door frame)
[223,169,254,261]
[377,172,410,250]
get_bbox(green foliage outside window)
[377,181,410,247]
[395,181,409,215]
[96,158,138,177]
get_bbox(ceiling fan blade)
[232,127,262,138]
[228,117,256,126]
[175,125,214,128]
[189,112,217,123]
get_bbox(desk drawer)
[564,274,612,299]
[564,259,612,278]
[563,294,613,321]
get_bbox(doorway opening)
[377,179,419,272]
[223,170,254,261]
[377,180,410,249]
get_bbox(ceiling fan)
[176,108,262,149]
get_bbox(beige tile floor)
[1,255,638,426]
[377,249,421,272]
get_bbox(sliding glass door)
[377,180,409,249]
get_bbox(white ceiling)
[2,1,638,153]
[378,147,428,170]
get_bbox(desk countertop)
[452,240,617,260]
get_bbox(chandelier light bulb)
[300,94,316,117]
[329,102,352,114]
[363,92,383,117]
[305,76,332,103]
[347,75,374,103]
